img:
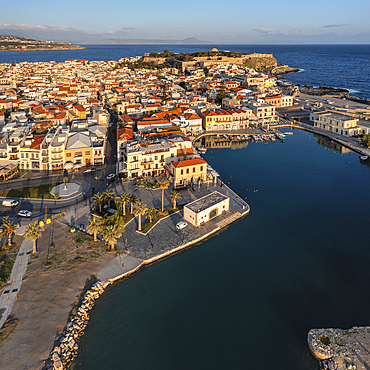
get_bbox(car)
[2,199,19,207]
[106,173,115,180]
[18,210,32,217]
[83,168,96,174]
[176,221,188,230]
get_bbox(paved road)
[0,239,33,329]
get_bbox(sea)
[2,44,370,370]
[1,44,370,99]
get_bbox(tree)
[24,222,44,254]
[146,206,156,223]
[103,190,115,209]
[134,202,148,231]
[92,192,105,213]
[159,178,169,212]
[168,190,181,209]
[87,217,101,242]
[1,217,18,248]
[362,134,370,148]
[116,192,130,216]
[216,83,228,104]
[101,224,123,250]
[129,194,139,214]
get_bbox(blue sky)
[0,0,369,43]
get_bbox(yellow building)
[165,157,207,189]
[64,132,93,170]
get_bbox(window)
[200,166,203,171]
[85,151,90,156]
[186,168,189,174]
[181,169,183,175]
[75,152,82,157]
[193,167,195,173]
[66,153,71,157]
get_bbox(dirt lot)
[0,221,115,370]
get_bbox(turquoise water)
[74,130,370,370]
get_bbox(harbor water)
[73,129,370,370]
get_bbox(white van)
[2,199,19,207]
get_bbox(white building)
[184,191,229,227]
[310,112,370,136]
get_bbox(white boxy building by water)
[184,191,229,227]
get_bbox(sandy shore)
[0,222,116,370]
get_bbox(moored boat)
[197,146,207,154]
[360,155,368,160]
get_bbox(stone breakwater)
[44,281,107,370]
[308,327,370,370]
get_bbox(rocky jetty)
[271,65,301,76]
[341,94,370,106]
[297,84,349,95]
[43,281,107,370]
[308,326,370,369]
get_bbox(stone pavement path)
[0,239,32,329]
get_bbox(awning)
[64,162,74,169]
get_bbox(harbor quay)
[43,171,250,370]
[64,169,250,265]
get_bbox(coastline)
[44,183,249,370]
[308,327,370,369]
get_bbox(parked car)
[106,173,115,181]
[2,200,19,207]
[83,168,96,174]
[18,210,32,217]
[176,221,188,230]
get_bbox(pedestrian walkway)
[0,239,33,329]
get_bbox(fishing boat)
[197,146,207,154]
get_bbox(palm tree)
[159,178,169,212]
[168,190,181,209]
[145,206,156,223]
[101,224,123,250]
[1,217,18,248]
[116,192,130,216]
[103,189,115,209]
[134,202,148,231]
[129,193,139,214]
[92,192,105,213]
[24,222,44,254]
[87,217,102,242]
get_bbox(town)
[1,49,370,370]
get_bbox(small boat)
[284,131,293,135]
[237,135,241,140]
[197,146,207,154]
[360,155,368,160]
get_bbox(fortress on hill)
[142,49,277,71]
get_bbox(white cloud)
[323,24,350,28]
[0,23,137,43]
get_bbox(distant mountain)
[83,37,213,45]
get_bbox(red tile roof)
[171,158,207,168]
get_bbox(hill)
[0,35,86,52]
